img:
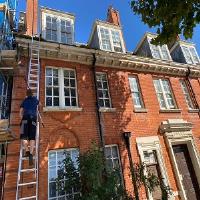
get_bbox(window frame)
[179,79,195,109]
[148,38,171,60]
[42,12,74,44]
[96,72,112,108]
[105,144,124,184]
[45,66,79,108]
[48,148,79,200]
[181,45,200,64]
[153,78,177,110]
[128,76,144,109]
[98,25,124,53]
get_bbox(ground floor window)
[48,148,79,200]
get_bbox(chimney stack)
[107,6,121,26]
[26,0,38,36]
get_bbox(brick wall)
[3,57,200,199]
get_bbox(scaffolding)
[0,0,17,50]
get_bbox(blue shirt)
[20,96,39,117]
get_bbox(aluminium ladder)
[16,35,40,200]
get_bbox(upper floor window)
[42,10,74,44]
[181,46,199,64]
[96,73,111,108]
[99,27,123,52]
[180,80,195,109]
[45,67,78,108]
[48,148,79,200]
[128,77,144,109]
[150,43,171,60]
[153,79,176,109]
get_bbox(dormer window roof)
[170,40,199,65]
[88,21,126,53]
[41,7,75,45]
[134,32,172,61]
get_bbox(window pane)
[49,182,56,198]
[46,97,52,106]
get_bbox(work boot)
[29,153,34,166]
[24,151,30,157]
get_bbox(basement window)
[45,67,78,108]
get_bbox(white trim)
[161,119,200,200]
[136,136,174,200]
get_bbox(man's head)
[26,88,33,97]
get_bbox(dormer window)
[41,7,74,44]
[134,33,172,61]
[150,43,171,60]
[99,27,123,52]
[181,46,199,64]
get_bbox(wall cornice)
[16,37,200,78]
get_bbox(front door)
[173,144,200,200]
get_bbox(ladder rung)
[31,63,39,66]
[18,181,36,186]
[30,69,39,72]
[29,81,38,84]
[21,156,35,160]
[19,195,36,200]
[29,74,38,77]
[20,168,36,173]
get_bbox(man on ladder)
[19,88,39,166]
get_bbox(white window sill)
[99,107,116,112]
[134,108,148,113]
[188,109,199,113]
[43,107,83,112]
[159,109,182,113]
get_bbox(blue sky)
[17,0,200,54]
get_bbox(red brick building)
[0,1,200,200]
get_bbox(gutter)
[91,53,106,155]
